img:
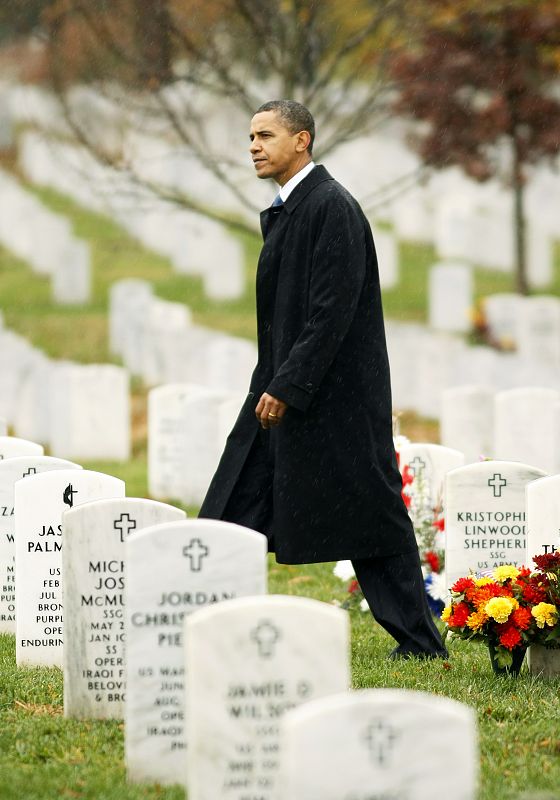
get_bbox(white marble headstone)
[125,519,268,786]
[493,388,560,474]
[63,498,186,720]
[280,690,478,800]
[49,364,131,461]
[445,461,546,592]
[15,469,125,667]
[185,595,350,800]
[0,456,79,634]
[398,443,465,526]
[429,262,473,333]
[516,295,560,368]
[441,386,495,463]
[526,476,560,563]
[0,436,44,460]
[483,293,525,350]
[0,419,6,436]
[52,239,91,305]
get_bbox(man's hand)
[255,393,288,429]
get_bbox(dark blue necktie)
[271,194,284,207]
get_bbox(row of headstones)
[0,169,91,304]
[386,320,560,420]
[429,269,560,343]
[17,129,247,301]
[10,82,560,295]
[440,385,560,472]
[0,323,130,460]
[109,278,256,392]
[396,442,559,590]
[0,442,478,799]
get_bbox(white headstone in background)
[399,443,465,525]
[441,386,495,463]
[280,690,478,800]
[373,229,399,290]
[516,296,560,368]
[109,279,153,358]
[0,456,79,634]
[15,469,125,667]
[494,388,560,474]
[148,383,230,504]
[12,353,53,445]
[49,364,131,461]
[125,519,268,786]
[483,294,525,350]
[528,224,554,289]
[0,419,6,436]
[185,596,350,800]
[52,240,91,305]
[63,498,185,720]
[0,436,44,460]
[526,476,560,562]
[429,262,473,333]
[445,461,546,592]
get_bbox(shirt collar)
[278,161,316,202]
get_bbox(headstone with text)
[526,476,560,561]
[63,498,186,719]
[0,456,79,634]
[445,461,546,592]
[0,436,44,460]
[185,595,350,800]
[280,690,478,800]
[125,519,268,786]
[15,469,125,667]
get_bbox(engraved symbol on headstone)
[363,720,400,767]
[488,473,507,498]
[63,483,78,508]
[251,620,281,658]
[113,513,137,543]
[183,538,209,572]
[23,468,37,478]
[408,457,426,477]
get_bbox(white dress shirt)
[278,161,316,202]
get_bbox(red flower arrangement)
[442,555,560,669]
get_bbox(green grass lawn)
[1,185,560,799]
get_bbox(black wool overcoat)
[200,165,416,564]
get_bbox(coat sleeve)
[266,192,367,412]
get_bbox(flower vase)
[488,642,526,676]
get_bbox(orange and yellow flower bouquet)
[442,554,560,670]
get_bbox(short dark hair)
[255,100,315,155]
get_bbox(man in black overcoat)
[200,100,447,658]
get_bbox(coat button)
[305,382,313,390]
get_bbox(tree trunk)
[134,0,173,88]
[512,137,529,295]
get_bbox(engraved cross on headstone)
[488,473,507,498]
[113,513,137,543]
[183,538,209,572]
[23,467,37,478]
[363,720,399,767]
[63,483,78,508]
[408,457,426,477]
[251,620,281,658]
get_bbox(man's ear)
[295,130,311,153]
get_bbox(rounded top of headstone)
[282,688,477,728]
[62,496,186,523]
[186,594,348,630]
[126,517,267,546]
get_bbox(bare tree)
[38,0,406,233]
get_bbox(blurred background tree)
[390,0,560,294]
[16,0,407,228]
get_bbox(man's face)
[249,110,306,185]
